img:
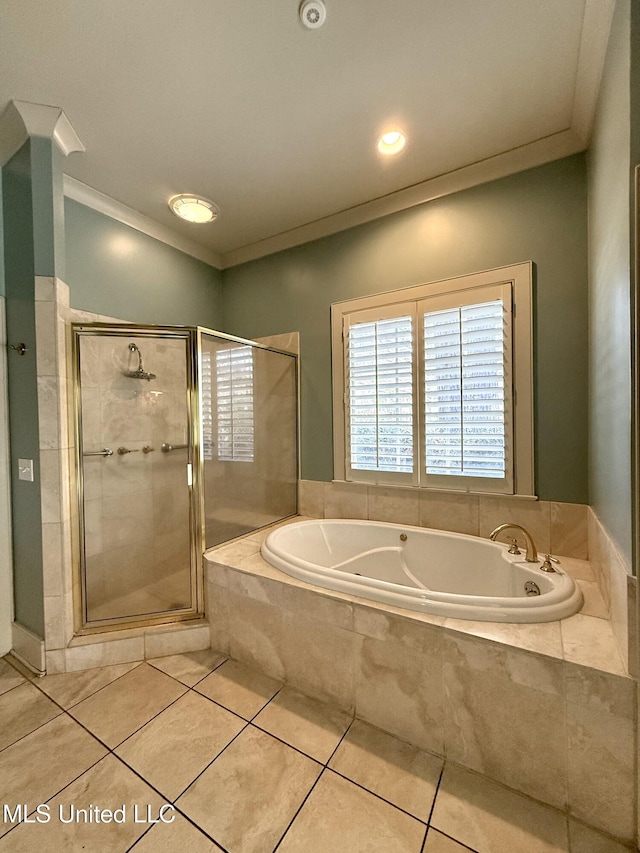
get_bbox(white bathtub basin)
[261,519,583,623]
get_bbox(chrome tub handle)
[82,448,113,458]
[161,443,188,453]
[117,447,140,455]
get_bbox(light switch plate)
[18,458,34,482]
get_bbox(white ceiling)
[0,0,613,268]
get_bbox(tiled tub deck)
[205,520,637,847]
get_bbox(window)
[201,345,255,463]
[332,263,534,496]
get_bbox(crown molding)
[220,128,585,269]
[0,100,84,167]
[571,0,616,145]
[63,176,222,270]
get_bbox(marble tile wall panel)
[64,637,145,672]
[368,487,420,525]
[355,630,444,755]
[627,576,637,679]
[223,586,360,712]
[419,491,479,536]
[550,502,588,560]
[143,624,211,659]
[299,481,590,560]
[297,479,325,517]
[565,664,637,843]
[324,482,368,519]
[222,588,286,680]
[442,632,567,809]
[587,508,634,674]
[43,596,65,651]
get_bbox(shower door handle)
[83,448,113,458]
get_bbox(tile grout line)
[28,659,146,712]
[0,658,246,850]
[271,765,328,852]
[0,749,109,844]
[420,763,445,853]
[271,715,357,852]
[326,766,430,828]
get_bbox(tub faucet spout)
[489,523,538,563]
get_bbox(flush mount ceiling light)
[168,194,219,224]
[376,130,407,156]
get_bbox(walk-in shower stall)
[72,324,297,632]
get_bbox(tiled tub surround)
[206,523,637,845]
[299,478,637,673]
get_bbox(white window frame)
[331,262,535,497]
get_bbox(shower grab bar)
[117,447,140,455]
[161,443,188,453]
[82,448,113,458]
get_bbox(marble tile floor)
[0,652,633,853]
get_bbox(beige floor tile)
[148,649,227,686]
[0,714,107,838]
[0,754,165,852]
[254,686,351,762]
[431,764,569,853]
[278,769,426,852]
[0,659,26,696]
[130,812,223,851]
[195,659,282,719]
[36,661,141,708]
[177,725,321,853]
[329,719,442,821]
[0,682,61,751]
[69,663,186,747]
[567,820,635,852]
[423,829,477,852]
[116,691,245,801]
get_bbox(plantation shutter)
[216,345,255,462]
[201,350,214,461]
[419,283,513,492]
[344,305,417,484]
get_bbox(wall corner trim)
[11,621,45,675]
[0,100,84,167]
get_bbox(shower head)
[124,368,157,381]
[124,343,156,381]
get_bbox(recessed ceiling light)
[377,130,406,156]
[169,194,219,224]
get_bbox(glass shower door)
[75,326,200,628]
[201,332,298,547]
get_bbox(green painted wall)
[2,140,44,636]
[64,199,223,327]
[587,0,633,568]
[0,168,4,297]
[222,154,589,504]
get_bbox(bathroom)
[0,1,638,850]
